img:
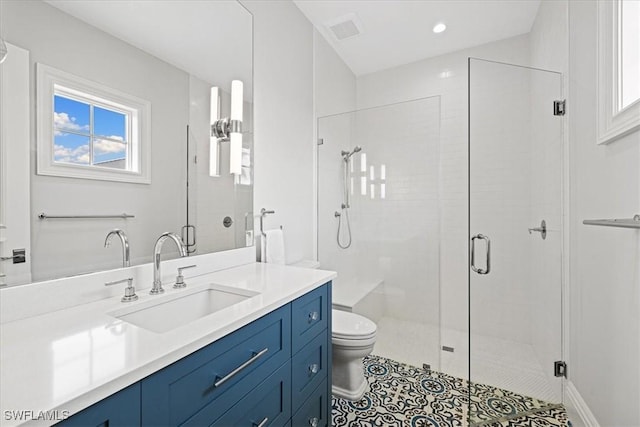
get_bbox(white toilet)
[331,309,377,401]
[277,246,378,401]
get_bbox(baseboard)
[565,380,600,427]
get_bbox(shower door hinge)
[317,138,324,146]
[553,100,566,116]
[554,360,567,378]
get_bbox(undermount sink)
[109,285,258,333]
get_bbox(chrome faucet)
[150,232,187,295]
[104,229,130,268]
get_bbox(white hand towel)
[264,229,285,265]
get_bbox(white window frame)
[37,63,151,183]
[597,0,640,145]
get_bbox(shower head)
[341,146,363,160]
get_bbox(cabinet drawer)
[291,380,328,427]
[198,361,291,427]
[291,330,328,410]
[141,305,291,426]
[291,284,328,354]
[57,383,140,427]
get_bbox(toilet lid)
[332,309,377,340]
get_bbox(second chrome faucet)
[151,232,187,295]
[104,229,130,268]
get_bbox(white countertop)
[0,262,335,427]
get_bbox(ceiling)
[294,0,541,76]
[44,1,253,98]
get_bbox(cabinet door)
[203,361,291,427]
[291,285,328,354]
[141,305,291,426]
[291,380,328,427]
[291,331,328,410]
[57,383,140,427]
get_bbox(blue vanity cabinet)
[56,383,141,427]
[290,283,331,427]
[291,285,329,354]
[206,362,292,427]
[57,282,332,427]
[291,380,329,427]
[141,304,292,426]
[291,329,328,410]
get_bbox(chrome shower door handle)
[471,234,491,275]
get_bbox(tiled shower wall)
[317,97,441,325]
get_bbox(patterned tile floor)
[332,355,569,427]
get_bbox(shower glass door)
[317,97,442,371]
[468,58,564,425]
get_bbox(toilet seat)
[332,310,377,341]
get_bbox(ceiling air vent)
[325,13,363,41]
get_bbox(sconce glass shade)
[0,39,8,65]
[209,87,220,176]
[230,80,243,175]
[229,132,242,175]
[209,81,243,176]
[231,80,243,121]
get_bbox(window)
[619,0,640,109]
[598,0,640,144]
[37,64,151,183]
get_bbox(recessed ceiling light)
[433,23,447,34]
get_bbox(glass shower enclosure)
[317,58,565,427]
[317,96,442,371]
[468,58,564,424]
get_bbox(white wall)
[568,2,640,426]
[5,0,188,281]
[243,0,314,265]
[313,31,357,119]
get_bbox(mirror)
[0,0,253,285]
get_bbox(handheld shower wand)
[336,146,362,249]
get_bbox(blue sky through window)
[54,96,89,134]
[94,106,126,139]
[53,133,90,165]
[53,94,128,167]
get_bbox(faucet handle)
[105,277,138,303]
[174,265,197,289]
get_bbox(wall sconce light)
[210,80,243,176]
[0,39,8,65]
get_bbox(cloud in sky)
[54,136,126,164]
[94,136,126,156]
[54,112,89,135]
[54,143,89,164]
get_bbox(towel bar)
[583,214,640,229]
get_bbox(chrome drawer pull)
[213,347,269,388]
[308,311,319,323]
[255,417,269,427]
[308,363,319,376]
[309,417,319,427]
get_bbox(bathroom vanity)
[0,258,335,427]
